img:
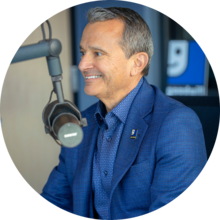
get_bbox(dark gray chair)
[171,96,220,159]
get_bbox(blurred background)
[0,1,219,194]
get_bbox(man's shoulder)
[151,84,200,123]
[149,82,182,109]
[141,78,186,113]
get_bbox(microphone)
[42,76,87,148]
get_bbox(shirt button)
[104,171,108,176]
[106,137,111,142]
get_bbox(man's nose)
[78,53,94,71]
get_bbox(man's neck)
[102,77,142,113]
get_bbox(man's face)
[79,19,134,103]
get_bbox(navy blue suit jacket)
[41,78,207,219]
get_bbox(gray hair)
[87,7,154,76]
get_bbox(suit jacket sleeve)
[148,106,207,212]
[41,147,73,213]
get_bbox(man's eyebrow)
[79,45,107,54]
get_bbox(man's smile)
[85,75,102,80]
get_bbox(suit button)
[104,171,108,176]
[106,137,111,142]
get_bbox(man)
[41,7,207,219]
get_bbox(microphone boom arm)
[10,20,87,148]
[11,38,64,103]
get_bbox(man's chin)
[84,87,97,97]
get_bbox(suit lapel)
[110,78,155,202]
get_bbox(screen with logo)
[166,40,208,96]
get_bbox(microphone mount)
[11,20,87,148]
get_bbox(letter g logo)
[167,40,189,77]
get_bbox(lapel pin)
[130,129,138,139]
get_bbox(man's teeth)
[85,75,101,79]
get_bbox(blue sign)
[167,41,206,85]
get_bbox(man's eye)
[95,52,102,56]
[80,51,85,56]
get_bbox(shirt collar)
[94,77,144,126]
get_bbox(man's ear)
[131,52,148,76]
